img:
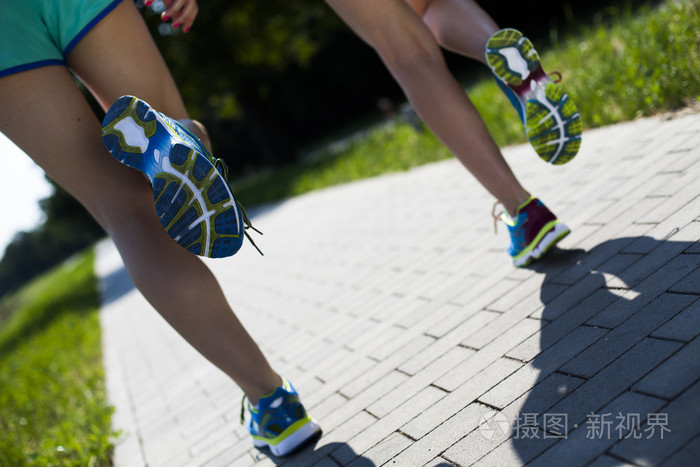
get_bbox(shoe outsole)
[486,28,582,165]
[102,96,244,258]
[252,418,322,457]
[512,221,570,267]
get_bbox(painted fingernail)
[162,15,170,21]
[184,26,190,33]
[145,1,153,6]
[173,22,181,28]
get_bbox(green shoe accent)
[241,377,321,457]
[102,95,262,257]
[486,28,583,165]
[486,29,540,87]
[526,82,582,165]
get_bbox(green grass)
[232,0,700,208]
[234,123,450,206]
[0,249,114,466]
[545,0,700,127]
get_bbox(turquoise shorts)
[0,0,124,78]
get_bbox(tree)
[0,180,104,299]
[147,0,352,166]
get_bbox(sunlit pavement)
[97,111,700,466]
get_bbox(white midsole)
[513,222,570,267]
[253,419,321,457]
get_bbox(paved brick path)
[97,111,700,466]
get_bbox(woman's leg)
[0,2,279,404]
[325,0,529,214]
[407,0,583,167]
[405,0,498,62]
[68,0,212,148]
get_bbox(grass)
[232,0,700,208]
[545,0,700,127]
[234,122,450,206]
[0,249,114,466]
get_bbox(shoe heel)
[102,95,134,131]
[102,96,158,171]
[269,419,321,457]
[102,96,137,164]
[486,28,540,87]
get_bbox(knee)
[421,12,450,49]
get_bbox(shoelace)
[492,200,505,234]
[548,71,562,83]
[162,114,265,256]
[214,158,264,256]
[239,394,248,425]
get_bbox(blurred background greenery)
[1,0,698,299]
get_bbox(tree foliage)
[145,0,404,167]
[141,0,636,170]
[0,181,104,299]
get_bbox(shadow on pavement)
[510,235,698,465]
[99,266,135,306]
[252,440,376,466]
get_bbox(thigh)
[66,0,189,119]
[0,66,152,228]
[325,0,439,65]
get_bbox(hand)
[147,0,199,33]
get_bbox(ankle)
[502,193,532,217]
[177,118,212,152]
[245,374,284,405]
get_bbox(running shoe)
[241,377,321,457]
[493,197,570,267]
[102,95,260,258]
[486,28,582,165]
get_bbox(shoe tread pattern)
[486,29,582,165]
[102,96,244,257]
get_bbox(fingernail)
[173,22,181,28]
[184,26,190,33]
[145,0,153,6]
[162,15,170,21]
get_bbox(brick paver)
[98,111,700,466]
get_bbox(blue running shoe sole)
[102,96,245,258]
[486,29,582,165]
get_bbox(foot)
[242,377,321,457]
[102,95,248,258]
[494,197,570,267]
[486,28,582,165]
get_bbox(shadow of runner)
[507,235,699,465]
[99,266,135,306]
[252,440,376,466]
